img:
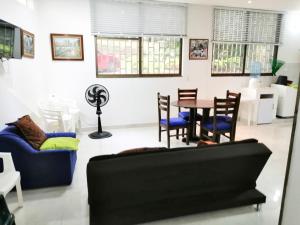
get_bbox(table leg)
[190,108,197,139]
[202,108,210,121]
[201,108,211,140]
[182,108,200,142]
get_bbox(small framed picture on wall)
[22,30,34,58]
[189,39,209,60]
[50,33,84,61]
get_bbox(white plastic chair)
[39,106,74,132]
[40,95,81,132]
[57,97,81,131]
[0,153,23,208]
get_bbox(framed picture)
[22,30,34,58]
[50,34,84,60]
[189,39,209,60]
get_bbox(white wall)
[34,0,274,128]
[1,0,299,129]
[278,11,300,83]
[0,0,46,128]
[281,91,300,225]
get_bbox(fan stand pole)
[88,93,112,139]
[98,114,102,133]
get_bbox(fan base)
[88,131,112,139]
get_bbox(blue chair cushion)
[216,115,233,122]
[202,116,232,132]
[160,118,188,127]
[179,111,202,121]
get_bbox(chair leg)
[198,123,201,137]
[212,133,217,143]
[176,129,179,139]
[199,127,203,140]
[167,129,170,149]
[16,177,23,208]
[158,126,161,142]
[182,128,184,137]
[186,127,190,145]
[213,134,221,143]
[231,130,236,141]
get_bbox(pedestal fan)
[85,84,112,139]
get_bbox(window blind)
[213,7,283,45]
[90,0,187,36]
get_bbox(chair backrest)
[226,90,241,119]
[39,108,63,120]
[157,93,170,125]
[48,95,79,111]
[0,195,14,225]
[178,88,198,112]
[214,97,237,118]
[226,90,240,99]
[213,92,241,131]
[0,153,16,173]
[38,105,65,132]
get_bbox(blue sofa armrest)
[46,132,76,138]
[24,149,77,189]
[0,134,77,189]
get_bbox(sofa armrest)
[22,149,77,189]
[46,132,76,138]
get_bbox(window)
[212,8,283,76]
[90,0,186,78]
[96,37,139,75]
[96,36,182,77]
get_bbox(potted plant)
[271,59,285,76]
[271,59,287,85]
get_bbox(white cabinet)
[239,87,278,125]
[257,94,275,124]
[271,84,297,117]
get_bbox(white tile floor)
[6,119,293,225]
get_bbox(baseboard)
[276,115,294,119]
[80,123,157,132]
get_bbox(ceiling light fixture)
[248,0,252,4]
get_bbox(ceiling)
[159,0,300,11]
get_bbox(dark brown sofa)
[87,139,271,225]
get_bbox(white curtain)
[213,7,283,45]
[90,0,187,36]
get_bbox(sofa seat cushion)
[160,118,188,127]
[7,115,47,149]
[40,137,80,151]
[179,111,202,121]
[202,116,232,132]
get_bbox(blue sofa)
[0,126,77,189]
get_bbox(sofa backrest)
[87,141,272,211]
[0,126,37,156]
[0,126,23,137]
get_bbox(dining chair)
[200,91,241,143]
[0,195,16,225]
[158,93,190,148]
[0,152,23,208]
[178,88,202,136]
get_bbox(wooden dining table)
[171,99,214,142]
